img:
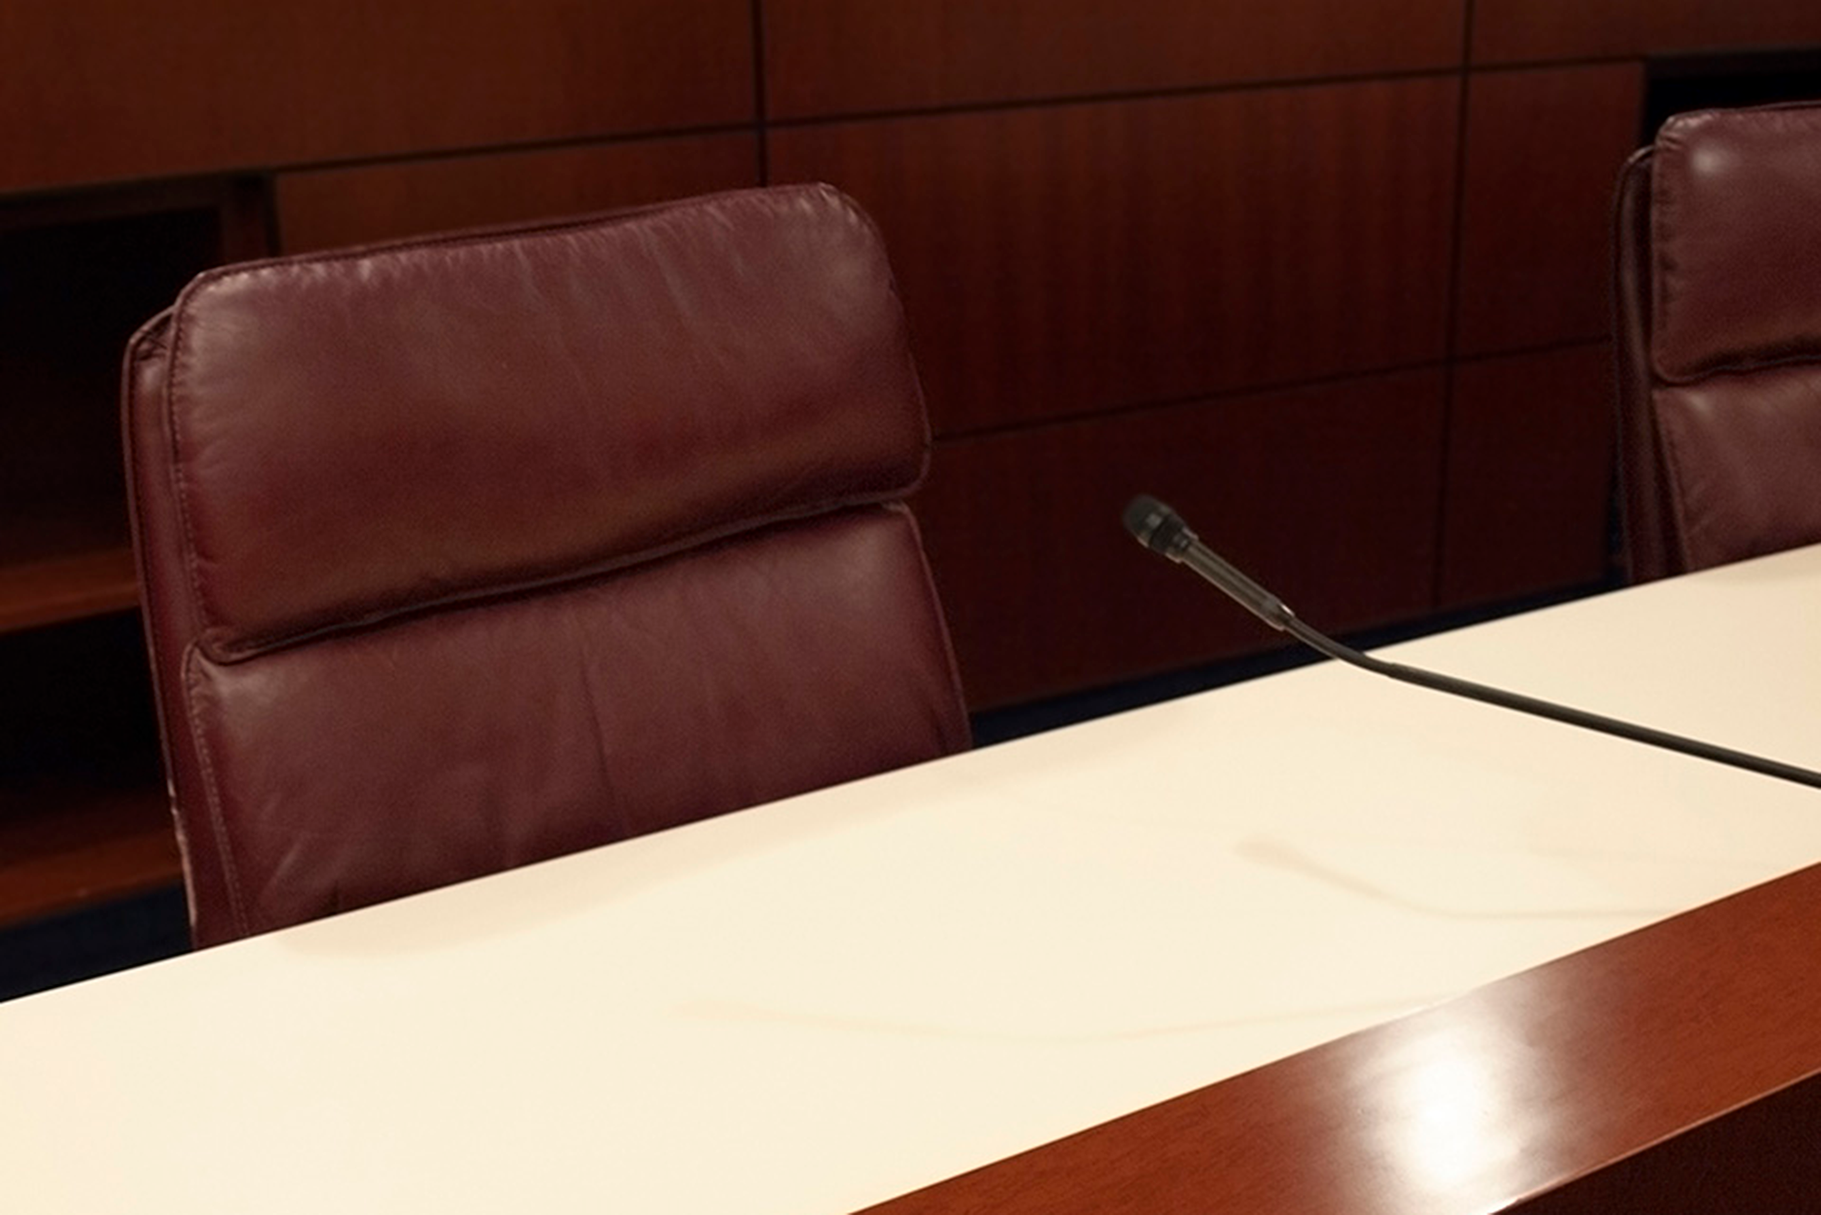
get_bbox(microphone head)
[1123,494,1192,556]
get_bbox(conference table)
[5,544,1821,1213]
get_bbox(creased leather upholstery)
[125,185,970,945]
[1614,103,1821,581]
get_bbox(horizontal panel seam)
[932,341,1613,444]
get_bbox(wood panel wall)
[4,1,1817,718]
[1470,2,1821,64]
[0,1,755,192]
[761,0,1460,117]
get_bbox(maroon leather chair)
[124,185,970,946]
[1614,102,1821,582]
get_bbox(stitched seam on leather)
[123,317,185,794]
[210,487,919,661]
[558,598,633,846]
[894,503,973,752]
[1615,151,1661,579]
[180,645,250,939]
[841,196,935,487]
[1653,399,1696,572]
[164,288,217,671]
[1654,346,1821,389]
[1648,146,1675,384]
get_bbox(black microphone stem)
[1281,615,1821,791]
[1123,493,1821,792]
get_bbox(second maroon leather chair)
[124,185,970,946]
[1614,102,1821,582]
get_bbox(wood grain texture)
[0,786,178,927]
[772,78,1460,437]
[0,0,754,193]
[0,192,238,594]
[1472,0,1821,65]
[275,135,760,252]
[1437,344,1616,610]
[0,610,169,926]
[1453,65,1643,358]
[0,550,139,636]
[861,861,1821,1214]
[914,369,1446,709]
[763,0,1463,118]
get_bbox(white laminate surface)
[5,546,1821,1214]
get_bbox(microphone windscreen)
[1124,495,1187,554]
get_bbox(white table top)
[6,546,1821,1214]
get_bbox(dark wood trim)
[860,861,1821,1214]
[0,549,139,636]
[0,784,177,928]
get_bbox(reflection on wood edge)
[860,861,1821,1215]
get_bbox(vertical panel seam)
[1432,0,1480,606]
[751,0,771,183]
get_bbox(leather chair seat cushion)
[160,186,926,661]
[1654,363,1821,572]
[180,506,964,938]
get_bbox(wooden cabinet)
[0,7,757,932]
[1,181,270,927]
[0,616,174,925]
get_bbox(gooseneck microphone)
[1123,494,1821,791]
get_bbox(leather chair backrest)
[1614,102,1821,581]
[125,185,969,945]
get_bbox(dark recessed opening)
[1644,46,1821,140]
